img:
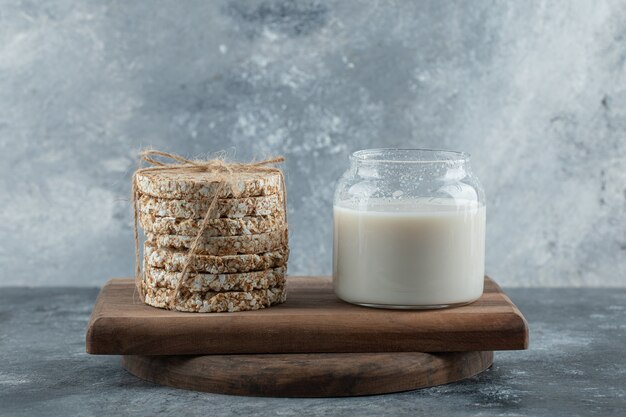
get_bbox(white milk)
[333,198,486,307]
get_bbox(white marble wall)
[1,0,624,286]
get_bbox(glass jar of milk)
[333,148,486,309]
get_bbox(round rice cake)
[142,265,286,292]
[135,167,283,200]
[146,227,288,256]
[139,212,285,237]
[138,193,284,219]
[144,242,289,274]
[142,284,287,313]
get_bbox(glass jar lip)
[350,148,470,164]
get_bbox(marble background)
[1,0,625,287]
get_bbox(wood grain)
[86,276,528,355]
[122,351,494,397]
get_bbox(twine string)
[131,150,286,308]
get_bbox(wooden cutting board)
[86,276,528,355]
[122,351,494,397]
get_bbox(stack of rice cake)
[136,167,288,313]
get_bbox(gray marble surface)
[0,286,624,416]
[1,0,626,287]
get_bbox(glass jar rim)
[350,148,470,164]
